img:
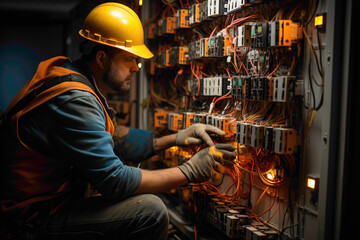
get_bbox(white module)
[273,76,288,102]
[227,0,246,14]
[237,25,251,47]
[207,0,226,17]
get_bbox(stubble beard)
[103,63,131,92]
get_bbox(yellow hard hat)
[79,2,153,59]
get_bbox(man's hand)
[175,123,225,147]
[177,144,236,183]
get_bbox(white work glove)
[178,144,236,183]
[176,123,225,147]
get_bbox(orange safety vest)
[0,56,114,215]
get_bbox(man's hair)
[79,40,117,63]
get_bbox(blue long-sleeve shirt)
[6,59,155,201]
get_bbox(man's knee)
[137,194,169,227]
[126,194,169,239]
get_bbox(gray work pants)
[40,194,169,240]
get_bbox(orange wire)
[267,55,284,77]
[191,62,201,98]
[249,189,277,219]
[209,25,218,38]
[250,59,258,76]
[218,66,232,79]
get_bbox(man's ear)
[95,50,109,70]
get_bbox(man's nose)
[131,60,140,72]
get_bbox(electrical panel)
[144,0,326,239]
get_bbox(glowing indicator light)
[314,15,323,27]
[267,172,274,180]
[139,0,143,6]
[138,62,142,69]
[314,12,326,31]
[307,178,316,189]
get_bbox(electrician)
[0,2,236,240]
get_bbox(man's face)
[102,50,139,92]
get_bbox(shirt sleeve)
[114,128,156,164]
[46,91,142,200]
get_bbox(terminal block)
[219,116,235,137]
[167,112,183,131]
[192,77,203,96]
[232,76,296,102]
[158,17,175,36]
[250,125,264,149]
[207,36,218,57]
[175,9,190,29]
[272,76,296,102]
[154,109,171,129]
[237,24,252,47]
[160,49,172,67]
[273,128,297,154]
[236,121,297,154]
[264,126,274,151]
[251,22,269,48]
[169,46,189,65]
[202,76,232,96]
[147,22,156,39]
[193,113,207,124]
[211,115,235,137]
[231,76,245,99]
[182,112,195,129]
[224,36,232,56]
[189,3,201,25]
[268,20,303,47]
[236,121,251,146]
[200,38,209,58]
[207,0,228,17]
[208,35,232,57]
[189,40,201,60]
[199,1,209,22]
[227,0,249,14]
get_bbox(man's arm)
[134,144,236,195]
[134,167,188,195]
[153,133,177,152]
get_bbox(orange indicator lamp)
[307,176,319,190]
[314,13,326,31]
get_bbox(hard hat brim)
[115,44,154,59]
[79,30,154,59]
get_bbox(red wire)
[218,66,232,79]
[191,62,201,97]
[212,96,217,104]
[214,90,231,105]
[201,71,209,77]
[166,1,176,15]
[267,55,284,77]
[249,190,277,219]
[174,75,178,85]
[181,85,189,109]
[250,59,258,76]
[209,25,218,38]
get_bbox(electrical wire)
[149,0,313,236]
